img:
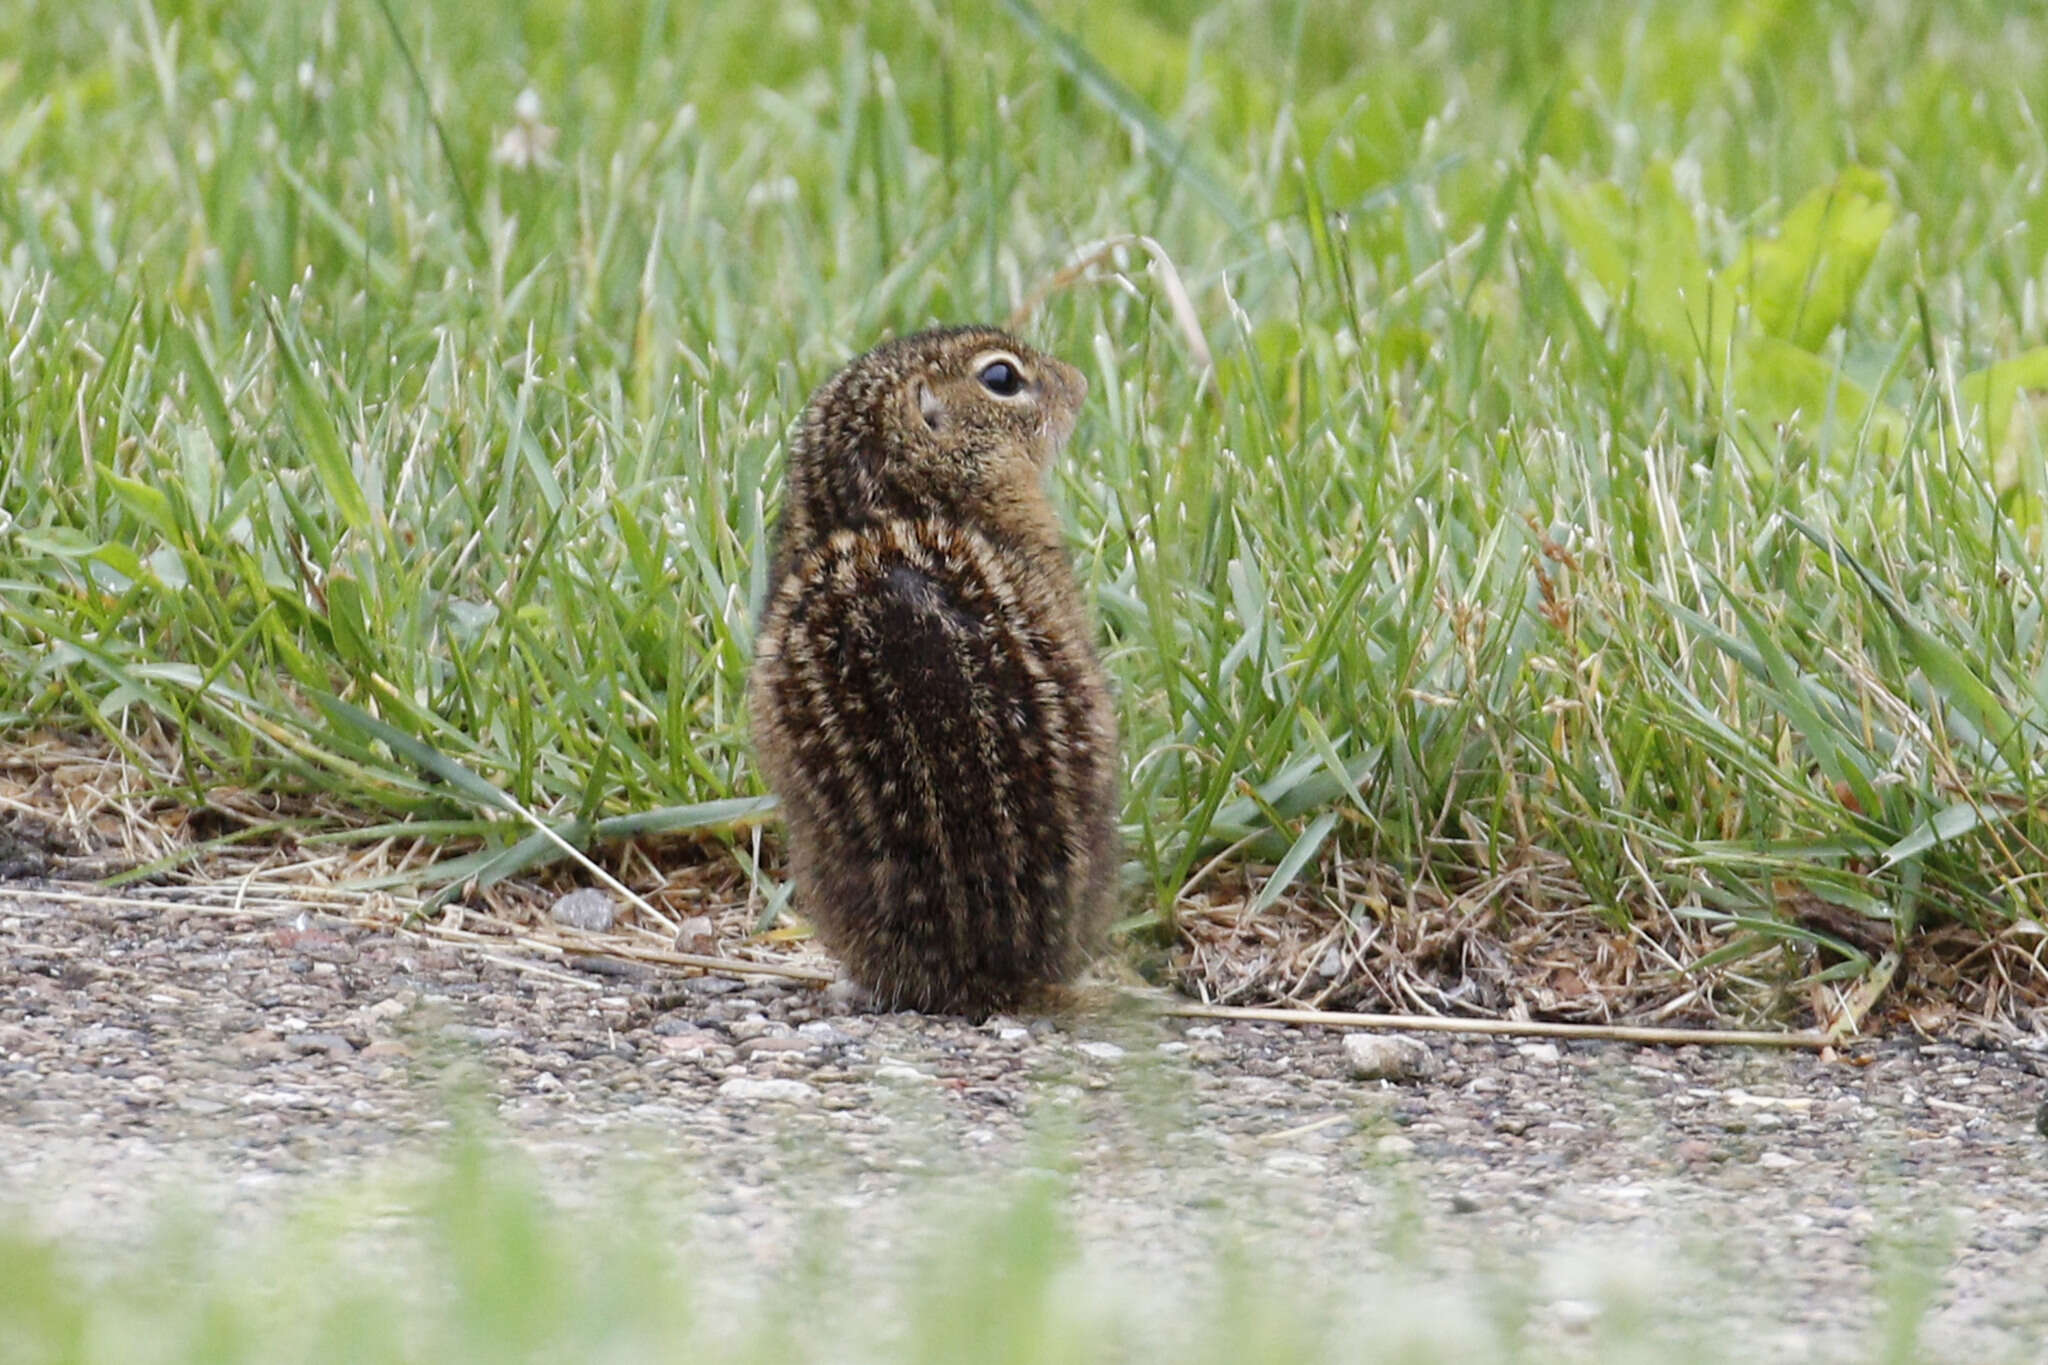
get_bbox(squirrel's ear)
[915,379,944,433]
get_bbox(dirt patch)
[3,881,2045,1358]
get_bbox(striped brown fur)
[749,327,1118,1016]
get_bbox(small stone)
[796,1021,851,1046]
[1183,1026,1224,1041]
[737,1035,812,1057]
[875,1063,938,1085]
[996,1026,1031,1044]
[289,1032,357,1060]
[1449,1192,1483,1214]
[1759,1150,1799,1170]
[233,1033,289,1064]
[1343,1033,1436,1082]
[441,1024,520,1046]
[365,996,411,1021]
[675,916,716,952]
[717,1077,817,1103]
[551,889,616,932]
[1075,1041,1125,1063]
[1553,1299,1601,1331]
[359,1040,410,1060]
[1263,1152,1323,1177]
[1375,1134,1415,1157]
[2036,1102,2048,1140]
[1517,1042,1562,1066]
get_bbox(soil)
[3,882,2046,1361]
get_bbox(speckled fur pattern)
[750,326,1118,1016]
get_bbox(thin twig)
[0,883,411,919]
[539,935,835,985]
[467,951,605,991]
[1822,950,1899,1044]
[0,882,835,987]
[1161,1000,1833,1049]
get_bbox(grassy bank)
[0,0,2044,1001]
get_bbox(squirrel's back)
[749,327,1117,1015]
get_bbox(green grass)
[1,0,2045,986]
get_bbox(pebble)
[1343,1033,1435,1082]
[1517,1042,1562,1066]
[716,1077,817,1103]
[1263,1153,1323,1177]
[441,1024,521,1046]
[2036,1102,2048,1140]
[874,1064,938,1085]
[289,1033,356,1060]
[737,1036,812,1058]
[796,1021,851,1046]
[1375,1134,1416,1157]
[550,889,617,932]
[1075,1041,1126,1063]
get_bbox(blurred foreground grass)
[0,0,2044,979]
[0,1128,1957,1365]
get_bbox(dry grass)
[5,738,2041,1039]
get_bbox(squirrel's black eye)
[977,359,1024,396]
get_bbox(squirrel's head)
[781,325,1087,544]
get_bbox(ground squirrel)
[749,326,1119,1016]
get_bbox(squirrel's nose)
[1057,360,1088,404]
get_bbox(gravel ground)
[2,887,2045,1361]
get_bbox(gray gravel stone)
[550,889,616,932]
[289,1033,356,1059]
[1342,1033,1435,1081]
[716,1077,817,1103]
